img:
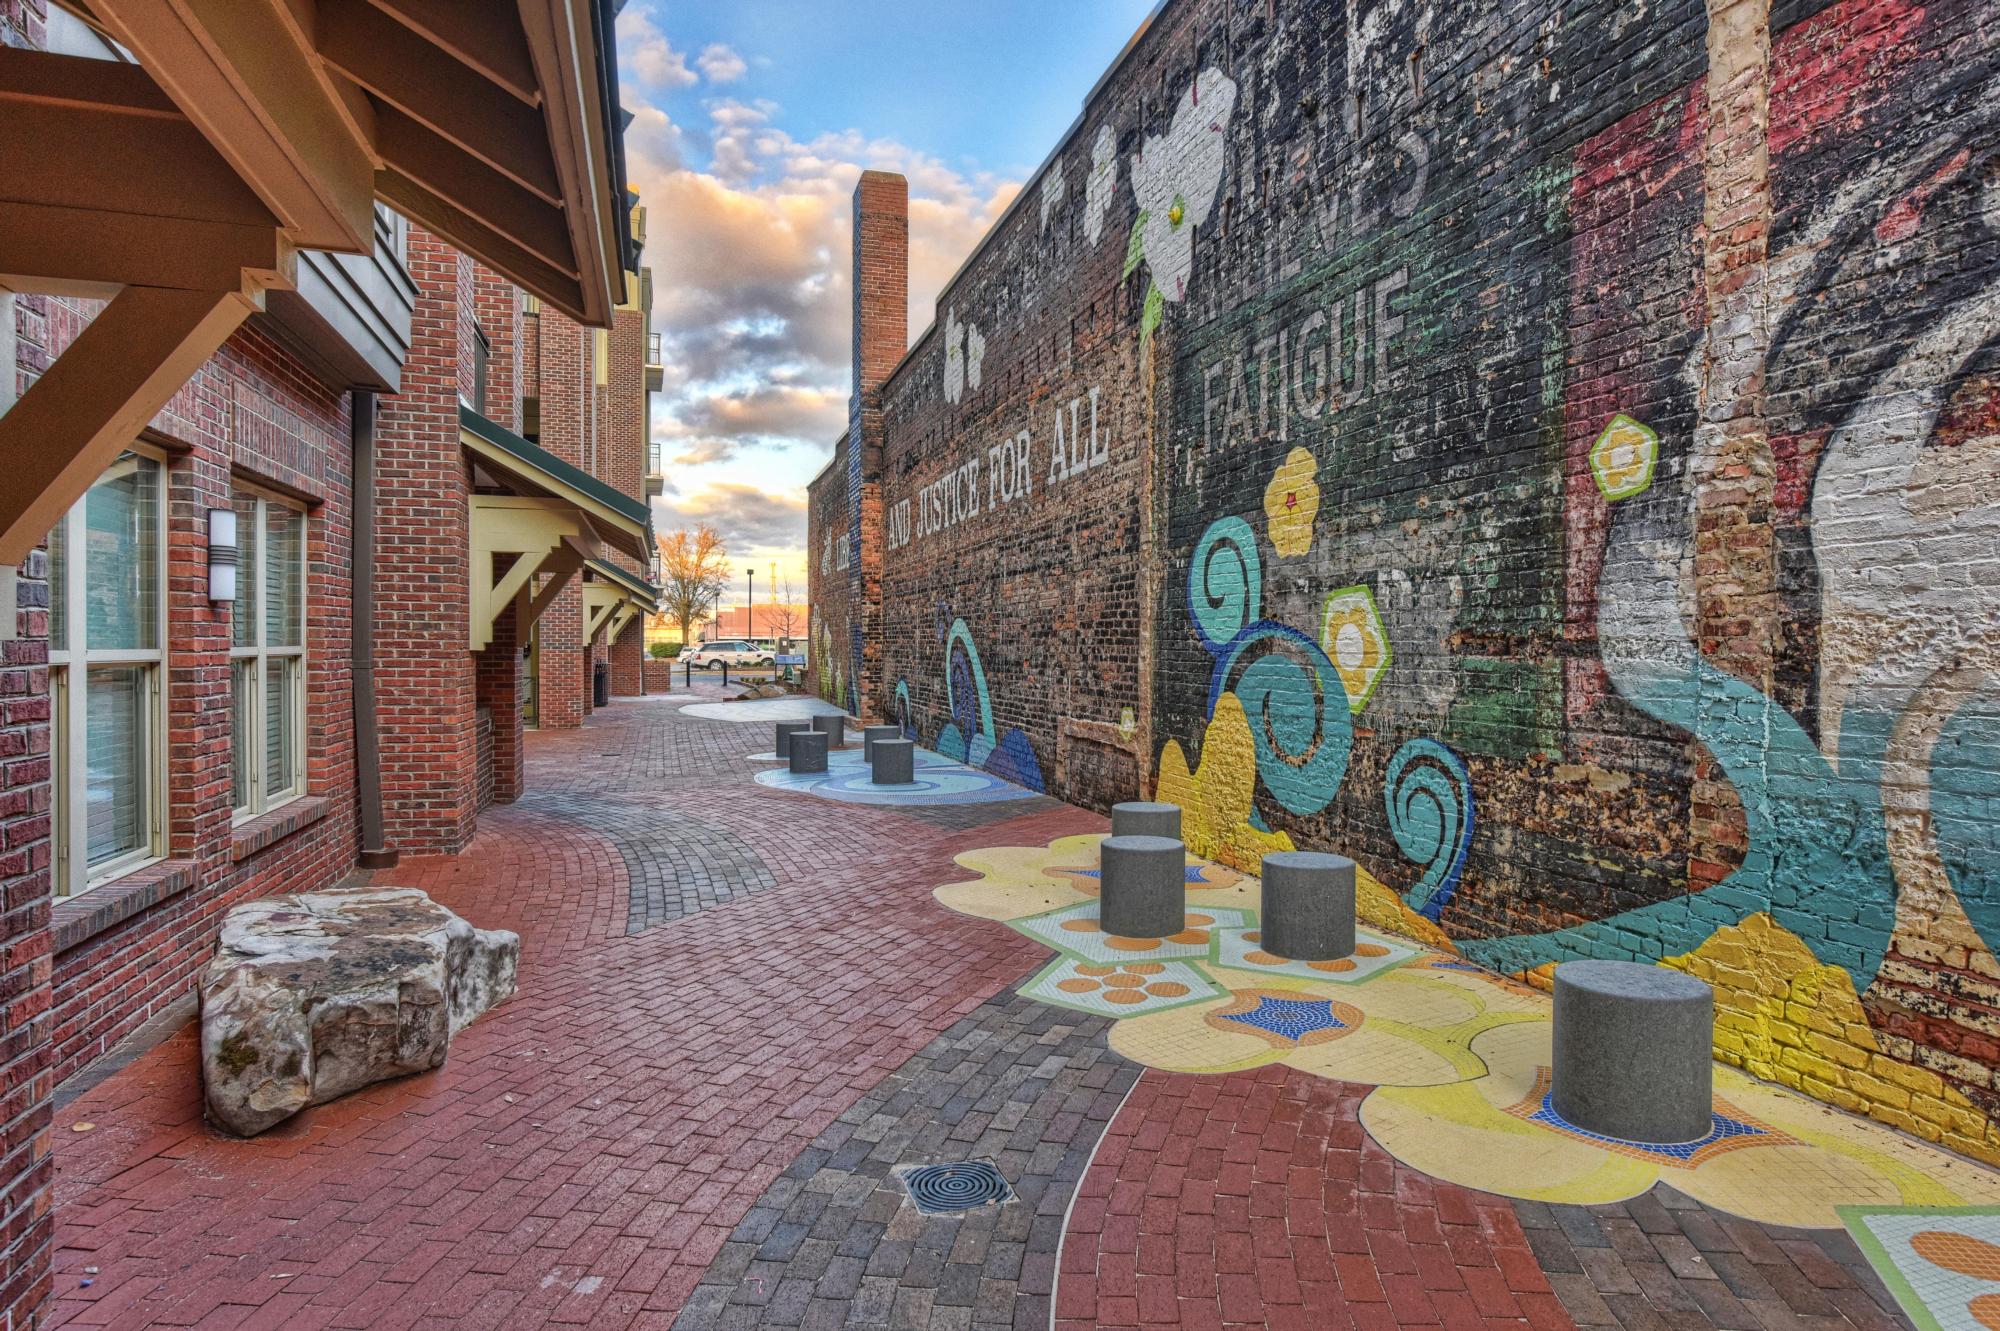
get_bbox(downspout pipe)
[351,390,398,870]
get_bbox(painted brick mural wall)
[812,0,2000,1162]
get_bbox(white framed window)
[229,487,306,820]
[48,450,167,899]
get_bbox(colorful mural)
[936,836,2000,1229]
[816,0,2000,1160]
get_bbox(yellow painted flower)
[1154,693,1295,872]
[1319,586,1390,712]
[1359,1020,2000,1229]
[1590,413,1658,501]
[1262,447,1320,557]
[1109,953,1545,1088]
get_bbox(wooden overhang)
[0,0,635,569]
[462,406,652,652]
[582,557,658,644]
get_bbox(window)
[230,489,306,819]
[471,324,491,417]
[48,451,166,898]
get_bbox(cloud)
[615,6,1023,586]
[617,8,697,90]
[696,43,747,83]
[655,484,808,554]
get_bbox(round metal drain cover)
[897,1160,1014,1215]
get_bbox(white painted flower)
[1084,123,1117,246]
[1040,158,1067,233]
[1129,68,1238,305]
[943,307,964,405]
[965,324,985,392]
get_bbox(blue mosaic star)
[1069,866,1212,885]
[1220,996,1347,1043]
[1529,1093,1768,1161]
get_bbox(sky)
[616,0,1158,611]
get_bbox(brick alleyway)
[45,698,1919,1331]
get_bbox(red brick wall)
[1,290,362,1091]
[374,228,478,852]
[528,309,588,728]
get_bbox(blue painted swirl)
[1384,738,1475,920]
[1207,622,1352,817]
[1189,517,1261,651]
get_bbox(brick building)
[0,0,651,1320]
[811,0,2000,1164]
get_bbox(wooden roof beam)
[86,0,377,254]
[374,108,578,277]
[380,168,587,323]
[0,284,263,563]
[363,0,540,105]
[318,0,561,204]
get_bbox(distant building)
[706,604,809,642]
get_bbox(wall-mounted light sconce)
[207,508,238,603]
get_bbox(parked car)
[682,639,774,670]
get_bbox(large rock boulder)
[199,886,518,1136]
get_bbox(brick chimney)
[844,171,907,722]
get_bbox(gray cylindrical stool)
[1552,960,1714,1144]
[862,725,900,761]
[812,714,846,747]
[788,729,829,775]
[1112,802,1181,840]
[1260,851,1356,961]
[1099,835,1185,939]
[775,720,811,758]
[871,738,914,785]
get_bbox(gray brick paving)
[671,990,1138,1330]
[514,790,780,933]
[1537,1187,1912,1331]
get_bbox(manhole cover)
[894,1160,1015,1215]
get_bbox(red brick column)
[846,171,908,722]
[0,533,54,1329]
[532,313,588,728]
[475,594,526,804]
[374,229,478,852]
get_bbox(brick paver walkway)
[45,695,1919,1331]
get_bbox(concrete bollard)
[862,725,900,761]
[775,720,811,758]
[1112,801,1181,840]
[1260,851,1357,961]
[812,713,846,747]
[1552,960,1714,1144]
[870,738,915,785]
[1099,835,1185,939]
[788,729,829,775]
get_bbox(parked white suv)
[683,639,774,669]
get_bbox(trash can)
[592,661,610,708]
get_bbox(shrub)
[649,642,681,659]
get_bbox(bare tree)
[657,526,730,648]
[769,573,801,644]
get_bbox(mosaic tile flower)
[1011,900,1254,965]
[1360,1021,2000,1229]
[1262,447,1320,557]
[933,833,1253,923]
[1319,586,1391,713]
[1212,925,1415,984]
[1107,963,1544,1088]
[1590,413,1659,501]
[1844,1207,2000,1331]
[1020,958,1221,1019]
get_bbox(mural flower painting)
[943,307,984,405]
[943,307,965,405]
[1125,67,1238,347]
[1262,447,1320,556]
[1320,585,1391,712]
[1039,157,1067,233]
[1084,123,1117,245]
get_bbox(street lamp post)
[746,567,754,645]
